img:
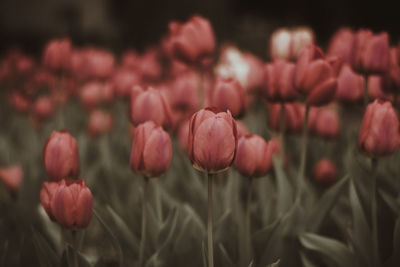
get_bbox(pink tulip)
[313,160,337,186]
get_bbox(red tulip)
[381,48,400,93]
[80,81,114,109]
[234,135,280,177]
[85,48,115,79]
[295,45,337,106]
[328,28,355,63]
[168,70,199,114]
[359,99,400,157]
[136,48,162,82]
[268,103,305,133]
[32,96,55,119]
[121,50,140,69]
[51,179,93,229]
[112,68,140,97]
[40,181,59,221]
[130,121,172,177]
[168,15,216,65]
[243,52,265,92]
[368,76,393,101]
[313,160,337,186]
[9,92,30,113]
[210,77,247,117]
[43,130,80,181]
[130,86,172,127]
[308,106,340,138]
[263,60,298,102]
[236,121,250,138]
[88,110,113,137]
[188,107,238,173]
[335,64,364,103]
[43,39,71,71]
[0,165,23,194]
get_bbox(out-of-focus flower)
[43,39,72,71]
[130,86,172,127]
[270,27,314,61]
[295,45,337,106]
[236,121,249,138]
[178,120,190,152]
[51,179,93,229]
[313,160,337,186]
[136,48,162,82]
[40,181,59,221]
[167,15,216,65]
[263,60,298,102]
[85,48,115,79]
[88,110,113,137]
[188,107,237,173]
[80,81,114,109]
[130,121,172,177]
[308,106,340,138]
[209,77,247,117]
[9,92,30,113]
[381,47,400,93]
[359,99,400,157]
[168,70,199,114]
[32,96,55,119]
[351,30,390,74]
[121,50,139,69]
[328,28,355,63]
[368,76,393,101]
[43,131,80,181]
[268,102,305,133]
[243,52,265,92]
[0,165,23,194]
[234,135,279,177]
[335,64,364,103]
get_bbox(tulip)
[51,179,93,229]
[136,48,162,82]
[368,76,393,101]
[328,28,355,64]
[215,45,249,88]
[381,48,400,94]
[263,60,298,102]
[80,81,114,109]
[236,121,250,138]
[168,15,216,65]
[9,91,30,113]
[32,96,55,119]
[312,160,337,186]
[85,48,115,79]
[43,130,80,181]
[178,120,190,152]
[188,107,237,173]
[308,107,340,139]
[359,99,400,157]
[295,45,337,106]
[43,39,71,71]
[40,181,59,221]
[121,50,140,69]
[88,110,113,137]
[0,165,23,194]
[130,86,172,127]
[112,68,140,97]
[169,71,199,114]
[234,135,280,177]
[268,103,305,133]
[243,52,265,92]
[210,77,247,117]
[130,121,172,177]
[335,64,364,103]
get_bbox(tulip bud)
[263,60,298,102]
[85,48,115,79]
[368,76,393,101]
[112,68,140,98]
[312,160,337,186]
[9,91,30,113]
[51,179,93,229]
[43,39,71,71]
[130,86,173,127]
[234,135,280,177]
[308,107,340,138]
[295,45,337,106]
[236,121,250,138]
[40,181,59,221]
[243,52,265,92]
[136,48,162,82]
[359,99,400,157]
[268,103,305,133]
[130,121,172,177]
[210,77,247,117]
[335,64,364,103]
[88,110,113,137]
[169,71,199,114]
[32,96,55,119]
[328,28,355,63]
[168,15,216,65]
[0,165,23,194]
[43,130,80,181]
[188,107,238,173]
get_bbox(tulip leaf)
[31,227,59,267]
[60,245,93,267]
[386,217,400,267]
[267,259,280,267]
[306,175,349,232]
[299,232,357,267]
[219,243,235,267]
[252,218,280,257]
[378,189,400,215]
[299,252,318,267]
[273,155,293,216]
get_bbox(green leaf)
[267,259,280,267]
[273,156,293,216]
[299,232,357,267]
[299,252,318,267]
[218,243,235,267]
[31,227,60,267]
[378,189,400,215]
[306,175,349,232]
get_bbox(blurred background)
[1,0,399,58]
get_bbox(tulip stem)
[279,103,286,162]
[207,173,214,267]
[371,158,380,267]
[139,177,149,267]
[363,74,369,108]
[243,176,253,266]
[296,105,309,200]
[72,230,79,267]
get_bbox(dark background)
[0,0,398,59]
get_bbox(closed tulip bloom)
[295,45,337,106]
[51,179,93,229]
[268,103,305,133]
[236,121,250,138]
[168,15,216,65]
[210,77,247,117]
[136,48,162,82]
[40,181,59,221]
[33,96,55,119]
[309,107,340,138]
[88,110,113,137]
[130,121,172,177]
[328,28,355,63]
[381,48,400,93]
[361,32,390,74]
[359,99,400,157]
[264,60,298,102]
[335,64,364,103]
[243,52,265,92]
[0,165,23,193]
[9,92,30,113]
[368,76,393,101]
[43,39,71,71]
[188,108,238,173]
[234,135,280,177]
[169,71,199,114]
[112,68,140,97]
[85,48,115,79]
[80,81,114,109]
[43,131,80,181]
[130,86,172,127]
[313,160,337,186]
[291,27,315,59]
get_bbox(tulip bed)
[1,15,400,267]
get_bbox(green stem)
[72,230,79,267]
[371,158,380,267]
[296,105,310,201]
[139,177,149,267]
[244,177,253,266]
[207,173,214,267]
